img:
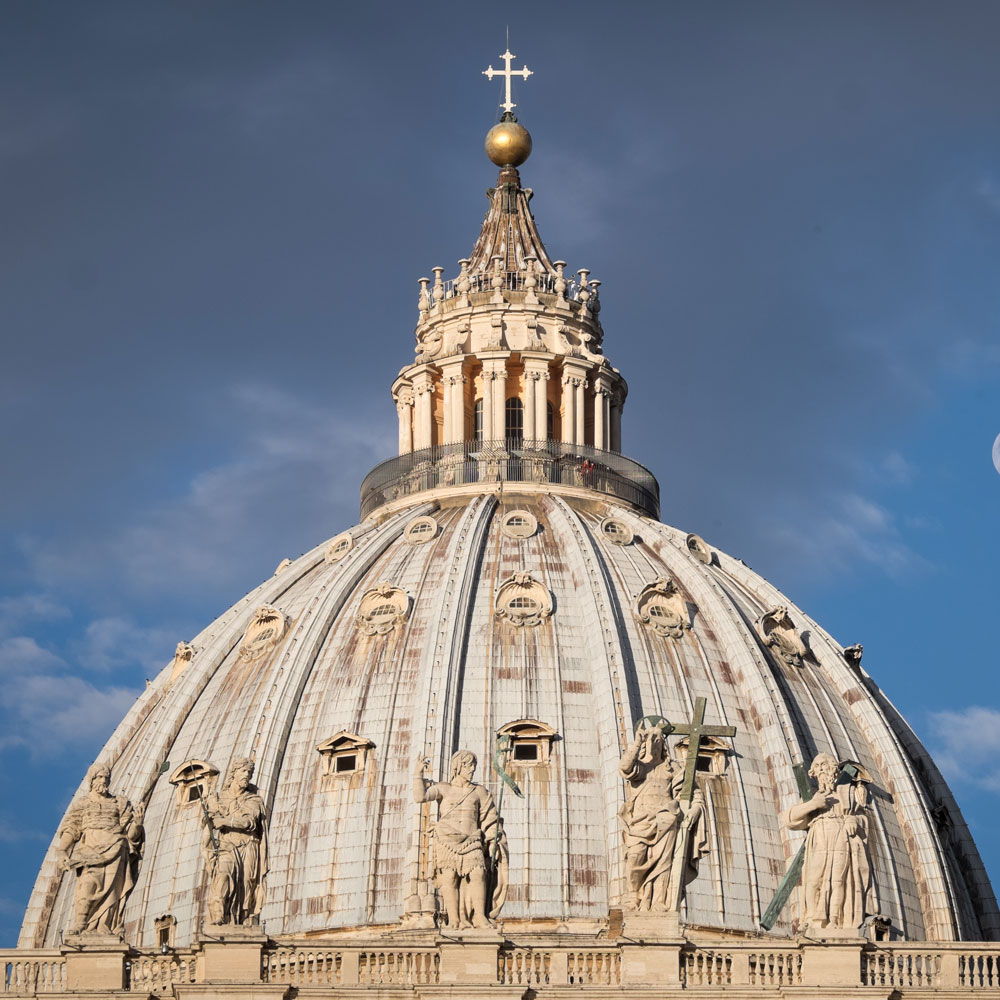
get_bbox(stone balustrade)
[0,953,65,995]
[4,940,999,995]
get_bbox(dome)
[18,67,999,970]
[18,490,999,947]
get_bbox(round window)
[599,516,634,545]
[501,510,538,539]
[404,516,438,544]
[326,533,354,563]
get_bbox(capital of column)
[562,373,584,388]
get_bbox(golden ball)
[485,121,532,167]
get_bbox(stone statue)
[782,752,878,934]
[413,751,508,929]
[203,758,268,927]
[55,764,145,936]
[619,722,708,911]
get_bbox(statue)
[782,752,878,933]
[203,758,268,927]
[413,751,508,929]
[55,764,145,936]
[619,722,708,911]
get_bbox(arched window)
[546,401,554,441]
[473,398,484,443]
[505,397,523,447]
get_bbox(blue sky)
[1,1,999,944]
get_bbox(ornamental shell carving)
[239,605,287,662]
[633,577,691,639]
[356,581,411,636]
[495,572,553,627]
[756,606,809,668]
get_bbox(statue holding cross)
[618,698,736,913]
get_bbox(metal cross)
[482,49,532,115]
[671,696,737,804]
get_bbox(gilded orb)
[485,121,532,166]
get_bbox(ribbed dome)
[19,490,999,948]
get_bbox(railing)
[499,948,550,986]
[567,950,621,985]
[1,953,66,994]
[360,438,660,518]
[263,948,342,986]
[748,949,803,986]
[357,950,439,985]
[681,949,732,986]
[439,272,585,303]
[5,939,1000,993]
[961,951,1000,989]
[129,953,197,993]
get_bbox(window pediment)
[238,605,287,662]
[633,578,691,639]
[356,582,410,636]
[495,572,552,627]
[168,759,219,806]
[316,731,375,777]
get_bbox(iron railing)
[360,439,659,518]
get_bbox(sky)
[1,0,999,945]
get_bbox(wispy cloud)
[0,636,139,758]
[927,707,1000,794]
[22,384,392,601]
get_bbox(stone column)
[593,373,612,450]
[535,369,549,441]
[561,372,576,445]
[394,386,413,455]
[482,370,495,442]
[524,371,537,446]
[411,368,435,451]
[493,363,507,445]
[610,392,623,453]
[439,360,464,445]
[575,377,586,446]
[523,354,551,446]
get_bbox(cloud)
[0,820,47,845]
[72,617,177,675]
[0,636,139,758]
[22,384,393,603]
[0,593,70,637]
[927,707,1000,794]
[756,490,925,583]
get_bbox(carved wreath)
[239,606,287,662]
[495,572,553,627]
[356,581,411,636]
[633,577,691,639]
[755,606,809,668]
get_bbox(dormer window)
[498,719,558,766]
[674,734,730,777]
[317,731,375,778]
[168,760,219,807]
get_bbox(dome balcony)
[360,438,660,519]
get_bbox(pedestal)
[801,939,865,987]
[196,925,267,984]
[438,929,502,984]
[61,935,129,992]
[620,912,683,986]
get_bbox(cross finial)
[482,47,532,116]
